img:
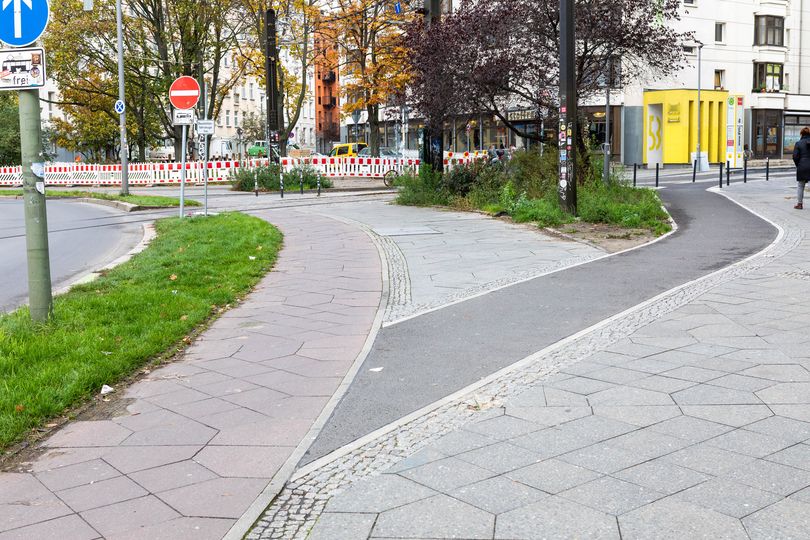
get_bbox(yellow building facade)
[643,89,737,166]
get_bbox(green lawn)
[0,189,200,208]
[0,212,282,451]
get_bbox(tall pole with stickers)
[1,0,53,320]
[558,0,577,214]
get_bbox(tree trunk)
[368,103,380,155]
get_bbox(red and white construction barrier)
[0,156,425,188]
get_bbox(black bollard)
[692,159,697,183]
[317,174,321,197]
[655,163,659,188]
[744,157,748,183]
[719,162,724,189]
[726,160,730,186]
[766,157,770,181]
[633,163,637,187]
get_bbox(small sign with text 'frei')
[0,48,45,91]
[173,109,195,126]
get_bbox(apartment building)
[616,0,810,166]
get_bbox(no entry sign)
[169,76,200,110]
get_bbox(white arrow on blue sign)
[0,0,49,48]
[394,1,401,14]
[114,99,125,114]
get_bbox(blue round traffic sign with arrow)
[114,100,125,114]
[0,0,49,48]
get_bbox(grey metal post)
[202,79,209,215]
[116,0,129,195]
[726,160,730,186]
[696,42,704,172]
[655,162,659,188]
[19,90,53,321]
[603,59,611,184]
[179,124,187,217]
[558,0,577,213]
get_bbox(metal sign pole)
[115,0,129,195]
[558,0,577,214]
[180,124,187,218]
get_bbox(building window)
[226,110,231,127]
[234,110,239,127]
[754,62,783,92]
[753,109,782,158]
[715,22,725,43]
[714,69,725,90]
[682,45,696,55]
[754,16,784,46]
[683,0,695,4]
[249,83,254,100]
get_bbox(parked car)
[358,146,403,158]
[247,140,268,157]
[328,143,367,157]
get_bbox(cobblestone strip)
[376,234,412,323]
[247,204,797,539]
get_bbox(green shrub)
[231,164,331,192]
[443,161,485,196]
[578,181,670,235]
[395,166,450,206]
[511,197,572,227]
[506,149,558,199]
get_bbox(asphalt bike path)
[304,180,778,463]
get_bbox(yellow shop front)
[643,89,742,167]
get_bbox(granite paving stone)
[0,514,100,540]
[128,460,218,494]
[56,475,148,513]
[722,458,810,495]
[449,476,546,514]
[398,457,495,492]
[614,460,708,495]
[79,496,180,538]
[560,476,664,515]
[325,475,436,513]
[371,495,494,540]
[673,478,781,518]
[765,443,810,470]
[506,458,602,494]
[743,498,810,539]
[308,513,377,540]
[619,498,749,540]
[495,496,619,539]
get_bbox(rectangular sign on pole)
[0,48,46,91]
[173,109,195,126]
[197,119,215,135]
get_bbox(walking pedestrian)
[792,127,810,209]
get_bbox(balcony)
[323,96,337,109]
[322,70,336,83]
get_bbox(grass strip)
[0,189,199,208]
[0,212,282,451]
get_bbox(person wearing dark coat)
[793,127,810,209]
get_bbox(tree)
[322,0,413,156]
[407,0,692,174]
[241,110,267,142]
[0,94,20,166]
[237,0,321,156]
[45,0,249,161]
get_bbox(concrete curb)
[223,211,391,540]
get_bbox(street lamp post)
[696,41,705,172]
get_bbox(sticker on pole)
[0,0,49,47]
[114,99,125,114]
[169,76,200,110]
[173,109,195,126]
[0,47,44,90]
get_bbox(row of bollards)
[633,156,774,190]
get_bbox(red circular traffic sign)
[169,76,201,110]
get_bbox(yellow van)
[328,143,367,157]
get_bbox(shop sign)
[507,109,535,122]
[667,103,680,123]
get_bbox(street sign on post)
[169,76,200,110]
[0,47,45,91]
[173,109,194,125]
[196,119,214,135]
[114,99,125,114]
[169,76,200,218]
[0,0,49,47]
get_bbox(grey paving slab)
[455,441,543,474]
[308,513,377,540]
[371,495,494,539]
[398,457,495,492]
[614,460,708,495]
[0,514,99,540]
[56,475,148,513]
[495,496,619,539]
[326,474,436,513]
[560,476,665,515]
[722,458,810,496]
[80,496,180,538]
[619,498,749,540]
[673,478,781,518]
[662,444,757,476]
[506,458,602,494]
[743,498,810,540]
[449,476,547,514]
